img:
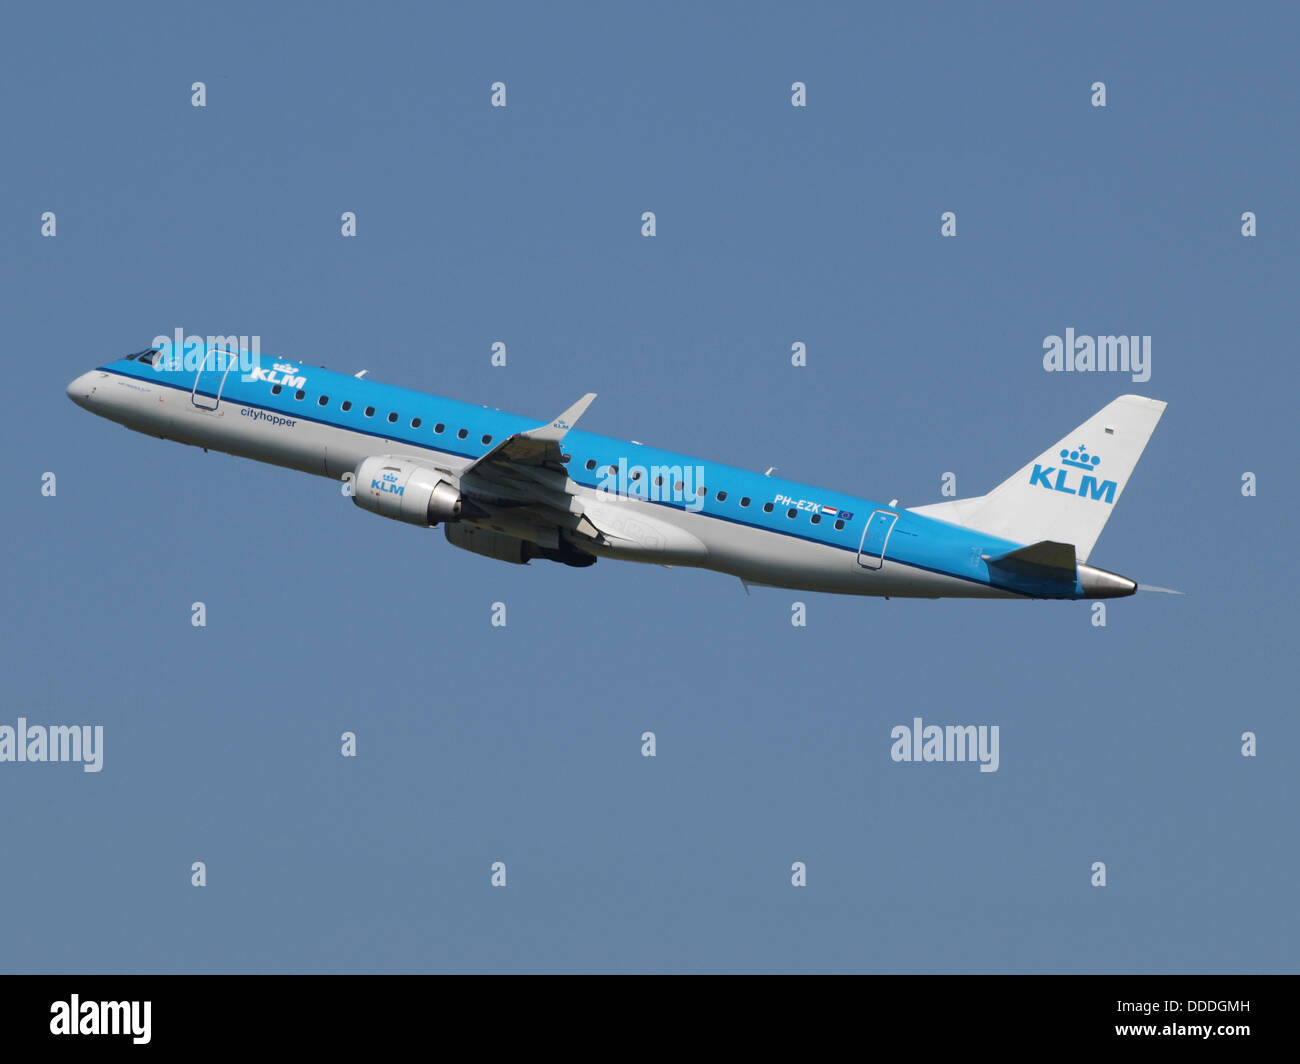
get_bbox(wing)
[457,393,607,547]
[401,392,703,561]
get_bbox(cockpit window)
[126,347,162,365]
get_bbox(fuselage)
[66,349,1130,599]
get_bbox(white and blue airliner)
[67,346,1167,600]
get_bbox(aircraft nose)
[66,371,97,408]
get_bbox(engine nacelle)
[352,457,463,526]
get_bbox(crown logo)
[272,362,299,374]
[1059,444,1101,471]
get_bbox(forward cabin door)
[191,347,235,411]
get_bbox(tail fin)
[909,394,1166,561]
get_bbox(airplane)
[66,345,1168,600]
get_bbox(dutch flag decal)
[821,505,838,516]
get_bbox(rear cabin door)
[856,510,898,569]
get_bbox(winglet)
[983,540,1077,580]
[524,393,596,443]
[461,393,597,475]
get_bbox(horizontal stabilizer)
[983,540,1077,580]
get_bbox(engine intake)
[352,457,463,526]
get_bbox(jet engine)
[352,457,464,526]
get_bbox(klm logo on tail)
[1028,445,1117,504]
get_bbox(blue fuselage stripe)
[99,359,1060,596]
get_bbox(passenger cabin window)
[387,412,398,423]
[834,519,845,531]
[787,508,797,519]
[364,406,375,417]
[585,459,596,471]
[763,502,774,513]
[434,423,445,434]
[294,390,305,400]
[318,396,329,406]
[716,491,727,502]
[341,401,352,412]
[810,513,821,525]
[740,497,750,507]
[271,385,282,395]
[482,435,492,445]
[457,428,468,440]
[411,418,422,428]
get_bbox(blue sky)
[1,1,1296,972]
